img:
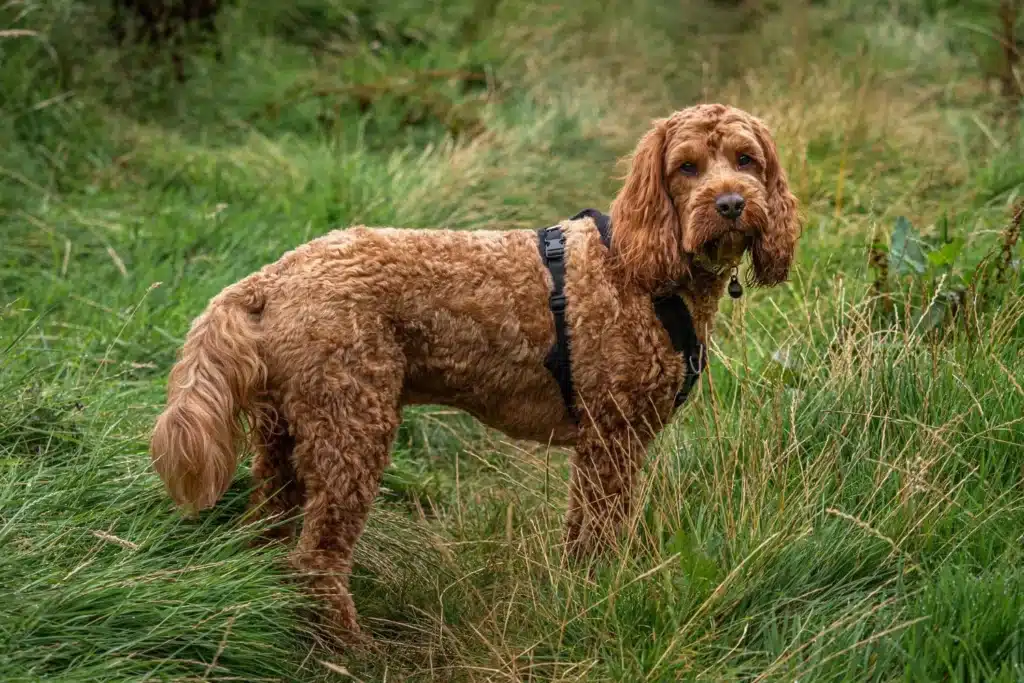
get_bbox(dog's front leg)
[563,427,647,560]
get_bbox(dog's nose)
[715,193,746,220]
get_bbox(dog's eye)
[680,162,699,176]
[737,154,754,168]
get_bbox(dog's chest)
[567,292,697,425]
[637,327,692,420]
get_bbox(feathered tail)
[150,278,266,512]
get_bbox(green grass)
[2,0,1023,680]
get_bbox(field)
[2,0,1023,681]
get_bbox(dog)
[149,103,800,641]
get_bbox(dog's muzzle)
[696,229,750,274]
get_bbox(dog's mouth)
[696,231,750,274]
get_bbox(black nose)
[715,193,746,220]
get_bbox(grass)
[2,0,1023,680]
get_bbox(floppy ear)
[610,119,683,291]
[749,117,799,287]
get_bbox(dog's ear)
[749,116,799,287]
[610,118,683,291]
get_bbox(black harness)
[537,209,708,421]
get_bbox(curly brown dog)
[150,103,800,640]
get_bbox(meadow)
[2,0,1023,680]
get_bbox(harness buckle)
[542,231,565,261]
[549,292,567,312]
[544,242,565,261]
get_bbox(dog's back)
[259,226,580,441]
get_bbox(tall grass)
[2,0,1022,680]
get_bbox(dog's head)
[610,104,799,291]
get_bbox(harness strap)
[652,294,708,406]
[538,226,576,417]
[538,209,707,420]
[572,207,613,246]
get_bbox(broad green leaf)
[927,238,965,269]
[890,216,928,275]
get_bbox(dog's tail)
[150,276,267,513]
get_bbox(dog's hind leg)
[248,411,304,543]
[286,336,404,642]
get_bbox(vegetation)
[2,0,1022,680]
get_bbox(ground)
[2,0,1023,681]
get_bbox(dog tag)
[728,269,743,299]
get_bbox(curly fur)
[150,103,800,641]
